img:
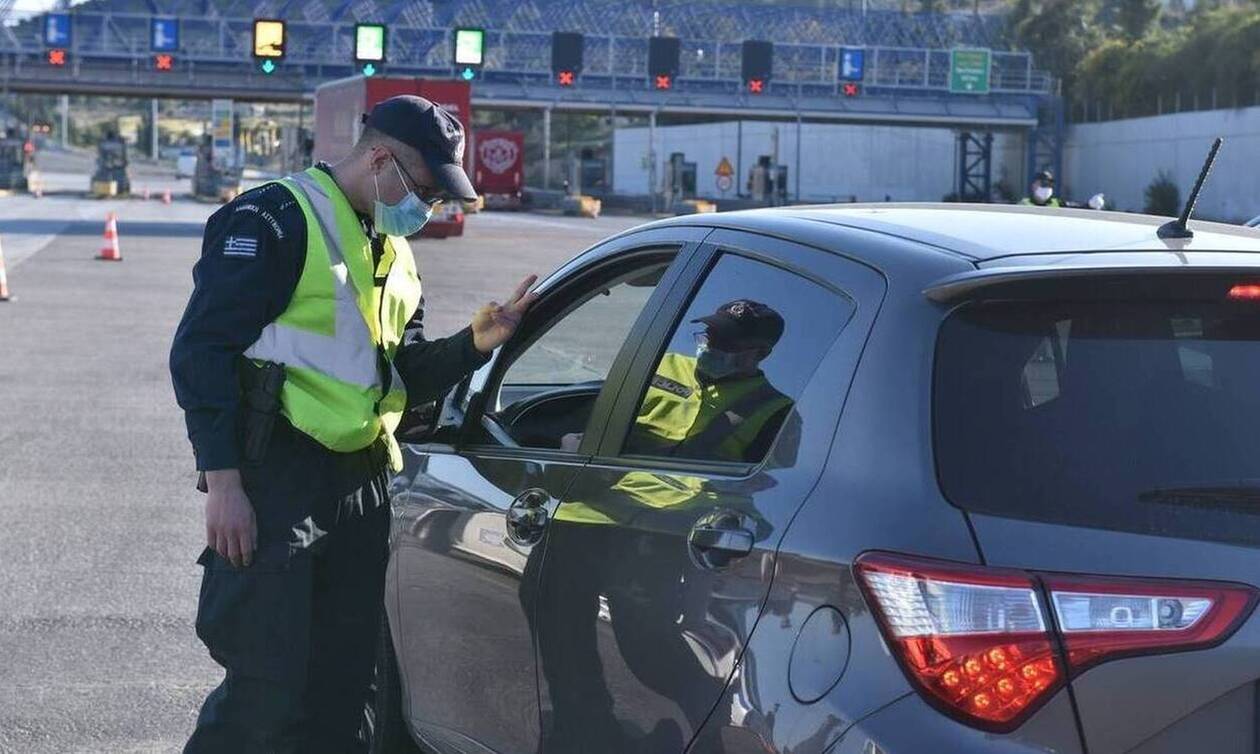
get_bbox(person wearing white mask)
[1020,169,1062,207]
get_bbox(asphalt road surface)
[0,186,645,753]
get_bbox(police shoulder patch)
[651,374,692,399]
[222,235,259,258]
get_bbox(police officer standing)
[1019,169,1062,207]
[170,96,537,753]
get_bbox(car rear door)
[387,228,710,754]
[931,259,1260,754]
[532,231,881,752]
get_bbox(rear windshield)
[935,295,1260,547]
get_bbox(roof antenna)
[1158,137,1223,240]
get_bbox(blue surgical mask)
[695,343,744,382]
[373,157,434,237]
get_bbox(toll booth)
[747,156,787,206]
[0,128,32,191]
[666,152,697,201]
[91,133,131,196]
[193,135,242,203]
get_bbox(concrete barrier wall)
[613,120,1025,204]
[1064,106,1260,222]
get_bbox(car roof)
[652,203,1260,262]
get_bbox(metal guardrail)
[0,11,1051,96]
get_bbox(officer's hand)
[205,469,257,568]
[471,275,540,354]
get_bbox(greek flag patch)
[222,236,259,258]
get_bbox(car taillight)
[855,552,1257,733]
[1044,573,1256,674]
[855,553,1063,730]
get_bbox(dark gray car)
[372,204,1260,754]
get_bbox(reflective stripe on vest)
[243,168,419,470]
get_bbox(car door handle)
[506,488,551,546]
[689,525,754,557]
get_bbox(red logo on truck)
[478,137,519,176]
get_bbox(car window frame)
[454,226,715,460]
[592,231,879,478]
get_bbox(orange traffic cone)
[162,189,172,205]
[0,235,11,302]
[97,212,122,261]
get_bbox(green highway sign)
[949,48,991,94]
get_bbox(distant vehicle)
[1245,214,1259,228]
[175,148,197,179]
[473,129,524,210]
[372,203,1260,753]
[313,75,472,239]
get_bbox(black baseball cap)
[362,95,477,201]
[693,299,785,349]
[1034,169,1055,185]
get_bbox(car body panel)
[690,235,985,752]
[533,229,888,751]
[387,450,586,753]
[823,690,1084,754]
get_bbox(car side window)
[621,252,855,465]
[487,258,673,449]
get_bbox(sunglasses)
[386,150,443,207]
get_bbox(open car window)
[478,259,672,450]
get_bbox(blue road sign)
[151,18,178,52]
[841,48,865,81]
[44,13,71,47]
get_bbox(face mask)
[1033,185,1054,204]
[373,156,434,237]
[695,343,745,382]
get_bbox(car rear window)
[935,294,1260,546]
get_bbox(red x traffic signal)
[47,49,67,66]
[154,54,174,71]
[557,69,575,86]
[654,74,672,90]
[842,82,860,97]
[747,77,764,94]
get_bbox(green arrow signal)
[460,66,476,81]
[362,62,377,77]
[260,59,276,74]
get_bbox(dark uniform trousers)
[184,417,392,754]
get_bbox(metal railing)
[0,11,1051,96]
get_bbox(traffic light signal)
[842,82,860,97]
[453,27,484,81]
[253,18,285,73]
[649,36,680,91]
[355,23,386,77]
[742,39,772,93]
[47,48,67,67]
[552,31,583,86]
[154,53,174,71]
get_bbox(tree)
[1144,170,1181,217]
[1115,0,1161,40]
[1012,0,1104,87]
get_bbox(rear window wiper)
[1138,485,1260,509]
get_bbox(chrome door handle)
[506,488,550,546]
[689,525,754,556]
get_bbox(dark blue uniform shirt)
[170,165,488,471]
